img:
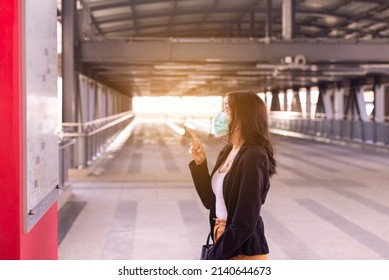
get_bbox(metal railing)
[269,112,389,146]
[59,138,77,187]
[61,111,135,169]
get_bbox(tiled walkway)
[58,120,389,260]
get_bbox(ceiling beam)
[90,0,129,11]
[102,19,267,34]
[79,39,389,64]
[312,2,389,38]
[93,7,388,31]
[194,0,222,33]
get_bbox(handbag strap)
[206,231,212,245]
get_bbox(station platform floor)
[58,120,389,260]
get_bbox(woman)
[188,91,276,260]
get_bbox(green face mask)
[213,111,231,137]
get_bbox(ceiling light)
[323,70,367,76]
[205,59,224,62]
[152,71,189,76]
[186,80,207,85]
[189,75,220,80]
[256,64,281,69]
[284,56,293,64]
[237,71,273,75]
[360,64,389,69]
[224,76,261,81]
[154,64,203,70]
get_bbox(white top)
[211,171,228,220]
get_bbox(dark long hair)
[226,91,277,177]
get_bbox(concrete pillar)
[270,91,281,111]
[344,88,357,120]
[298,89,308,117]
[88,80,96,121]
[375,84,385,123]
[284,91,288,111]
[374,84,386,144]
[129,96,133,111]
[306,90,311,118]
[114,93,119,115]
[291,90,302,112]
[62,0,77,124]
[76,75,88,168]
[356,87,370,122]
[94,83,99,119]
[323,89,334,119]
[265,91,272,110]
[79,76,89,123]
[108,91,114,116]
[334,87,344,120]
[386,87,389,118]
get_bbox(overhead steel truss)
[79,39,389,63]
[61,0,389,96]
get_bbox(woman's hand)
[187,128,206,165]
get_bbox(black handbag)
[200,232,213,260]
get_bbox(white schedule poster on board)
[24,0,59,232]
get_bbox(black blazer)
[189,143,270,260]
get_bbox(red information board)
[22,0,59,233]
[0,0,58,259]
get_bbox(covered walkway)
[58,120,389,260]
[2,0,389,262]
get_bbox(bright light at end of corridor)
[133,96,222,118]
